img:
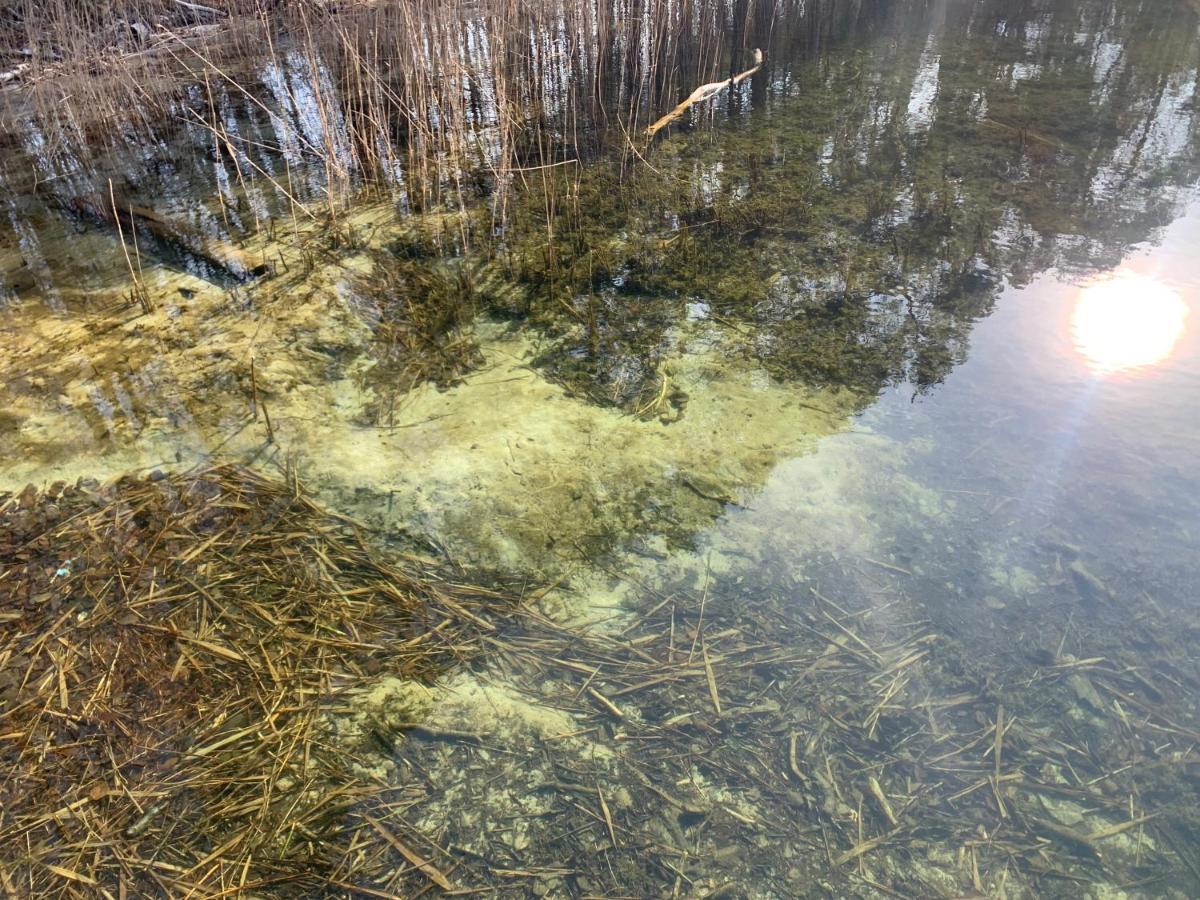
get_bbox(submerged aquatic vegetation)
[0,465,515,896]
[4,0,1195,415]
[350,246,485,424]
[480,0,1200,407]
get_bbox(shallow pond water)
[2,0,1200,896]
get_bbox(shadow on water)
[1,0,1200,895]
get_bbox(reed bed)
[0,0,805,211]
[0,464,515,897]
[0,0,843,409]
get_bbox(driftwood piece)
[0,63,30,86]
[645,49,763,139]
[170,0,227,17]
[64,191,269,281]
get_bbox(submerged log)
[64,191,270,281]
[645,49,764,139]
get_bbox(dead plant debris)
[377,569,1200,897]
[0,464,514,897]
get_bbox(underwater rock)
[1069,560,1110,611]
[1066,672,1106,713]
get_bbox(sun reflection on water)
[1071,271,1188,375]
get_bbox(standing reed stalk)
[2,0,802,256]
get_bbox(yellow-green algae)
[0,194,864,585]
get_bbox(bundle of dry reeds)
[0,464,512,896]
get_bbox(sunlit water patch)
[1071,270,1190,375]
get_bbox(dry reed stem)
[0,464,515,897]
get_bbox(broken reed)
[107,179,153,314]
[0,465,515,897]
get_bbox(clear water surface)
[1,0,1199,896]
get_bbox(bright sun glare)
[1071,271,1188,374]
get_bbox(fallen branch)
[0,63,30,86]
[63,191,270,281]
[170,0,226,17]
[645,49,763,139]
